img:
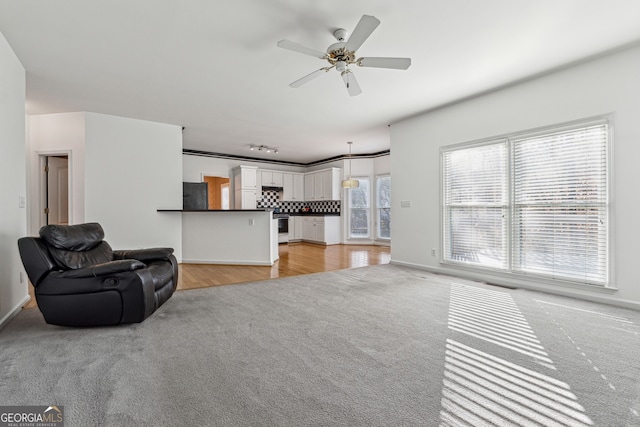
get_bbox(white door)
[47,156,69,225]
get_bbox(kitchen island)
[158,209,279,265]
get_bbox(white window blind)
[512,123,608,284]
[442,119,609,287]
[443,142,507,269]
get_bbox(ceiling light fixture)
[250,144,278,154]
[342,141,359,189]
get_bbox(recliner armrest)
[113,247,174,261]
[50,259,145,279]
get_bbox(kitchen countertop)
[158,209,340,216]
[288,212,340,217]
[157,209,272,212]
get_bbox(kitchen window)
[349,177,370,239]
[376,175,391,240]
[442,118,610,286]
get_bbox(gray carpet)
[1,264,639,426]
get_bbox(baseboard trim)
[389,260,640,311]
[180,259,275,266]
[0,294,31,331]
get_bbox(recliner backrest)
[18,237,58,286]
[39,222,114,269]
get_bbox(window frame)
[347,176,371,239]
[440,116,613,288]
[375,174,391,240]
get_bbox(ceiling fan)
[277,15,411,96]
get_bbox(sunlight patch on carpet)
[440,283,593,426]
[448,284,553,365]
[440,339,593,426]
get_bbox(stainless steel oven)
[275,214,289,243]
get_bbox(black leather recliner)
[18,222,178,327]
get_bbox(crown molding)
[182,148,390,167]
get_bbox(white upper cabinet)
[260,170,283,187]
[304,173,314,201]
[234,165,257,190]
[232,165,258,209]
[283,172,304,201]
[304,168,341,201]
[253,166,341,202]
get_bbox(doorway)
[203,176,230,210]
[41,155,69,226]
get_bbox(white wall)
[27,112,183,261]
[391,44,640,308]
[84,113,183,259]
[27,112,86,233]
[0,31,27,328]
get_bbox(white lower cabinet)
[288,216,306,241]
[301,216,340,245]
[303,217,319,241]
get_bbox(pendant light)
[342,141,359,188]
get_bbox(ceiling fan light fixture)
[333,28,348,42]
[277,14,411,96]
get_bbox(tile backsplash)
[257,189,340,214]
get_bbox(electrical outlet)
[19,196,26,208]
[431,248,437,257]
[249,218,255,226]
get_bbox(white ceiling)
[1,1,640,163]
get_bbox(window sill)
[439,260,618,295]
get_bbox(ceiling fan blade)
[358,57,412,70]
[277,39,326,59]
[344,15,380,52]
[341,71,362,96]
[289,68,327,88]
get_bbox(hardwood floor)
[24,243,390,308]
[178,242,391,290]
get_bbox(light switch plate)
[400,200,412,208]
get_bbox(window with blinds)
[442,119,609,286]
[443,142,508,269]
[349,177,370,238]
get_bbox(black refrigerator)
[183,182,208,210]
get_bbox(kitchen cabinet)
[304,173,315,201]
[303,217,319,241]
[234,165,257,189]
[302,216,340,245]
[260,170,283,187]
[288,216,305,241]
[295,216,305,240]
[304,168,342,201]
[283,172,304,201]
[242,165,341,202]
[236,190,257,210]
[232,165,258,209]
